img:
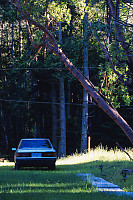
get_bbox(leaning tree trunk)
[10,0,133,145]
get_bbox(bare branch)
[26,20,34,46]
[116,142,133,161]
[27,46,42,66]
[100,55,108,94]
[115,0,120,18]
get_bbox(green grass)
[57,146,133,192]
[0,147,133,200]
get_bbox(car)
[12,138,56,170]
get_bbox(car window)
[19,140,52,149]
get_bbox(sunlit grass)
[0,146,133,199]
[56,146,133,165]
[56,146,133,192]
[0,160,14,166]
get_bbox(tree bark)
[81,0,89,152]
[19,19,22,60]
[11,21,14,58]
[10,0,133,145]
[51,82,57,149]
[66,80,71,119]
[0,22,3,68]
[58,22,66,157]
[107,0,112,44]
[58,75,66,157]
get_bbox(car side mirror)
[12,148,16,151]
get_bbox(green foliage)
[0,1,20,22]
[98,55,133,107]
[87,1,133,107]
[48,1,71,24]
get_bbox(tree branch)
[27,46,42,66]
[10,0,58,50]
[108,0,133,73]
[116,142,133,161]
[95,4,108,51]
[89,20,125,84]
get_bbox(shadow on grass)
[0,190,128,200]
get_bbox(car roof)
[21,138,49,140]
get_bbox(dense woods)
[0,0,133,157]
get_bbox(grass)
[0,146,133,200]
[57,146,133,192]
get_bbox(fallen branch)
[116,142,133,161]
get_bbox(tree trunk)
[11,22,14,59]
[67,80,71,119]
[19,19,22,60]
[6,22,10,54]
[34,121,37,138]
[107,0,112,44]
[58,75,66,157]
[51,82,57,149]
[81,90,88,152]
[0,22,2,68]
[58,22,66,157]
[0,47,2,68]
[81,1,89,152]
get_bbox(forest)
[0,0,133,157]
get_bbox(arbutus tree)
[89,0,133,97]
[8,0,133,146]
[108,0,133,94]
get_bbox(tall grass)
[56,146,133,165]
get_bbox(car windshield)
[19,139,52,149]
